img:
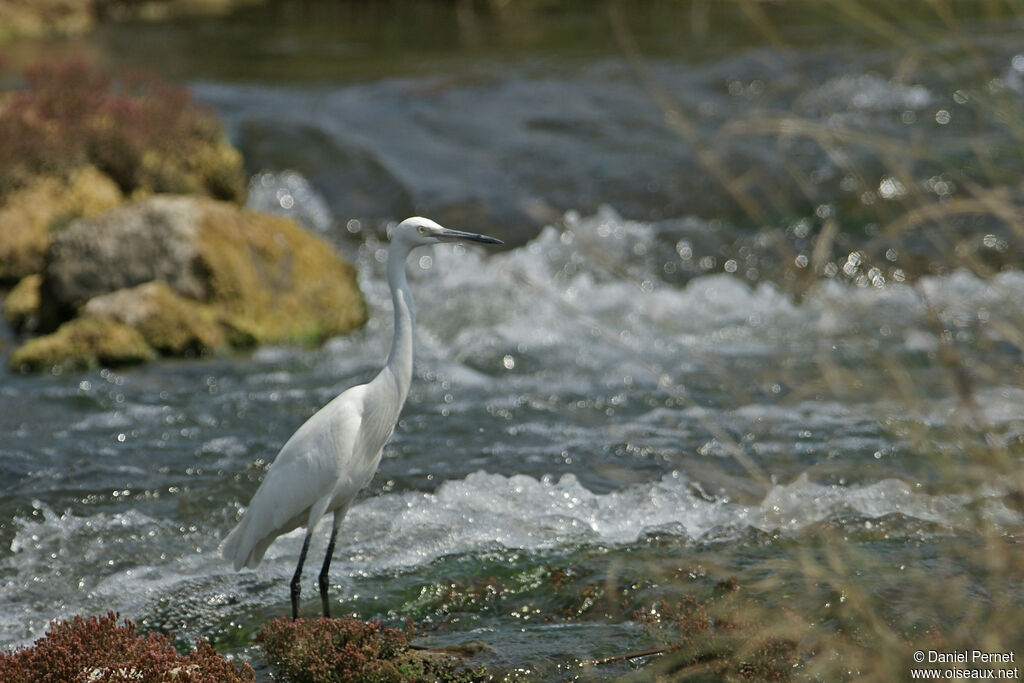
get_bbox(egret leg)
[318,512,343,618]
[290,531,313,620]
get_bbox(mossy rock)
[82,281,225,356]
[3,274,42,333]
[0,166,123,283]
[0,0,95,43]
[8,316,154,373]
[193,198,367,343]
[132,134,246,202]
[42,195,367,342]
[11,195,367,372]
[40,196,210,326]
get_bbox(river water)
[2,1,1023,678]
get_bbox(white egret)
[221,217,502,619]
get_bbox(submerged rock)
[9,195,367,373]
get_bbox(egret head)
[391,217,503,249]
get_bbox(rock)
[0,0,95,43]
[40,196,209,327]
[0,166,123,283]
[43,195,366,341]
[437,640,494,657]
[8,316,154,373]
[191,197,366,343]
[4,274,42,333]
[238,121,414,224]
[14,195,367,371]
[82,281,224,356]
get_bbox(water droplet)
[878,177,907,199]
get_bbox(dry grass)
[587,2,1024,680]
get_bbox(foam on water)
[246,169,333,233]
[796,73,933,115]
[4,206,1024,651]
[343,208,814,396]
[345,208,1024,387]
[3,464,1018,646]
[330,469,1021,571]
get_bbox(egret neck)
[381,239,415,407]
[220,216,501,621]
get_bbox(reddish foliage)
[0,611,254,682]
[259,616,488,682]
[0,57,235,197]
[259,616,411,683]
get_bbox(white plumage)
[222,384,371,571]
[220,217,502,619]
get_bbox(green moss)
[8,315,154,373]
[0,166,123,283]
[0,0,94,43]
[194,200,367,344]
[4,274,42,332]
[82,280,226,356]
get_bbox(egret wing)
[221,385,367,570]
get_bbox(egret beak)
[437,228,503,245]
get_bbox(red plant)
[258,616,488,683]
[0,611,254,682]
[259,616,410,683]
[0,57,240,199]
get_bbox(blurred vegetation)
[0,0,267,42]
[597,0,1024,290]
[598,2,1024,679]
[0,57,244,199]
